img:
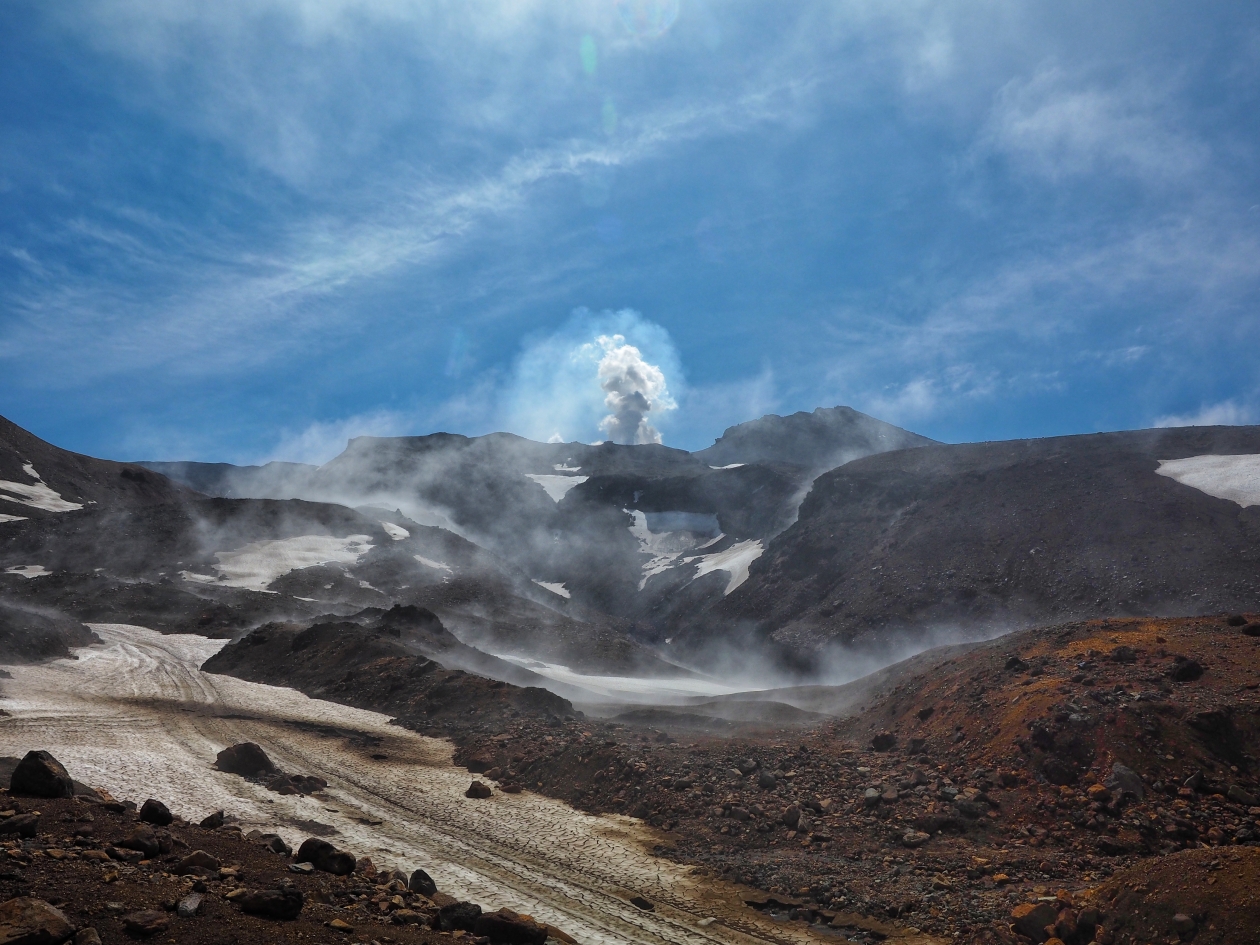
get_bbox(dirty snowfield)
[0,463,84,513]
[0,625,825,945]
[1157,454,1260,508]
[525,473,589,502]
[181,534,374,592]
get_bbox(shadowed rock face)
[695,406,936,471]
[682,424,1260,660]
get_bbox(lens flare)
[579,35,598,75]
[614,0,680,39]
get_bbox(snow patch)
[533,580,571,599]
[181,534,374,593]
[708,463,744,470]
[684,539,763,595]
[1156,454,1260,508]
[553,464,582,472]
[0,464,84,513]
[414,555,452,573]
[0,514,28,524]
[4,565,51,579]
[627,510,725,590]
[380,522,410,541]
[526,474,588,503]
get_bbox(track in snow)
[0,625,843,945]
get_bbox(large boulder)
[9,751,73,799]
[138,799,172,827]
[294,838,356,876]
[408,868,437,896]
[437,902,483,932]
[214,743,276,778]
[473,910,548,945]
[237,887,303,921]
[116,826,161,859]
[0,896,76,944]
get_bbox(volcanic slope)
[142,408,933,625]
[0,415,669,677]
[683,424,1260,661]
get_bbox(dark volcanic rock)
[0,896,75,944]
[407,868,437,896]
[294,838,356,876]
[214,742,277,777]
[465,781,493,799]
[138,799,172,826]
[473,910,548,945]
[436,902,482,932]
[120,911,168,938]
[10,751,73,798]
[237,886,304,921]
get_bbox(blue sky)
[2,1,1259,463]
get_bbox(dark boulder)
[237,886,303,921]
[116,826,161,859]
[407,868,437,896]
[198,810,224,830]
[473,910,548,945]
[9,751,73,799]
[871,732,897,752]
[120,911,168,938]
[214,743,276,777]
[138,799,172,827]
[1168,657,1204,681]
[0,896,75,944]
[0,813,40,839]
[436,902,482,932]
[295,838,356,876]
[465,781,493,799]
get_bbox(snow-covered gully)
[0,625,832,945]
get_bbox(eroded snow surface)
[180,534,374,592]
[627,511,725,590]
[526,474,588,503]
[0,464,84,513]
[1157,454,1260,508]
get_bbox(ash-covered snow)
[380,521,410,540]
[533,580,571,599]
[414,555,452,572]
[685,539,763,595]
[0,464,84,513]
[3,565,51,579]
[1157,454,1260,508]
[0,514,29,524]
[180,534,374,593]
[525,474,588,503]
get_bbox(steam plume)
[591,334,675,444]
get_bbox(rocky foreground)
[0,749,571,945]
[207,612,1260,944]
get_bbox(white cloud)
[1154,400,1256,429]
[266,409,410,465]
[978,66,1208,182]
